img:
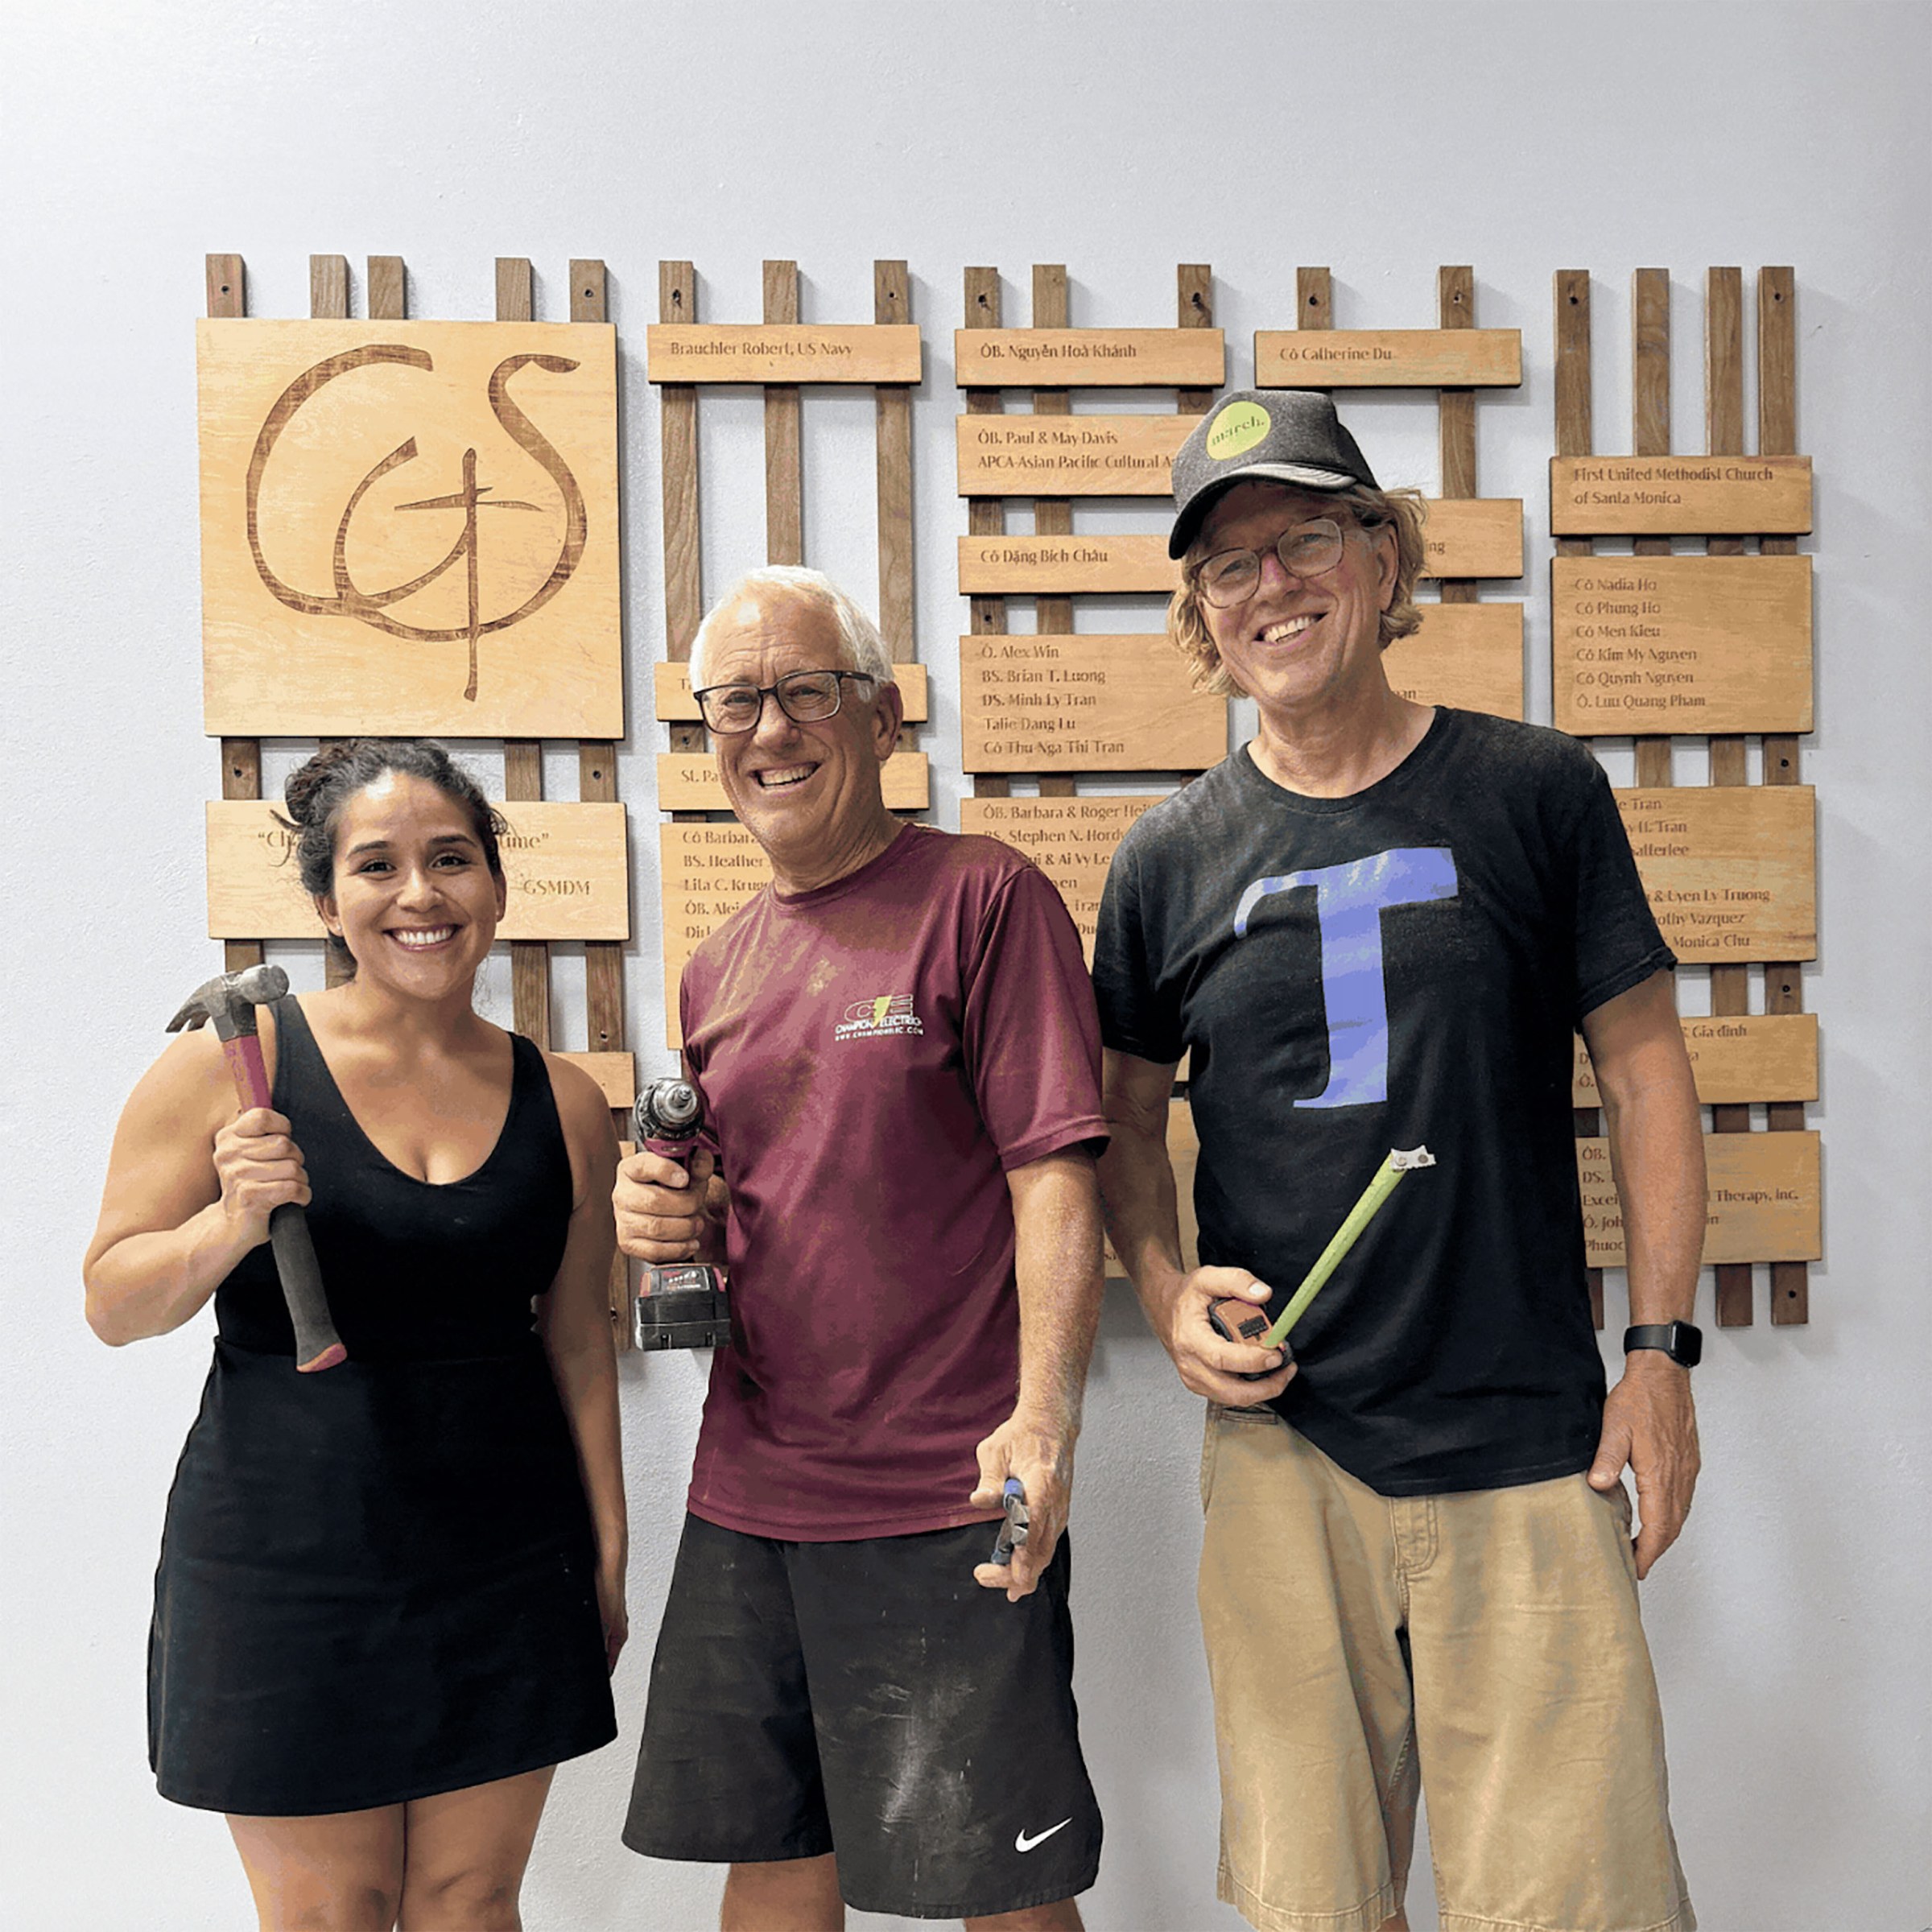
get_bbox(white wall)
[5,3,1927,1926]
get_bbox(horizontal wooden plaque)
[960,796,1163,960]
[208,799,630,941]
[1383,602,1524,719]
[961,634,1225,773]
[1255,328,1521,388]
[1422,499,1523,579]
[656,751,930,812]
[1574,1013,1818,1107]
[198,320,623,738]
[558,1051,637,1109]
[658,823,774,1047]
[956,329,1225,389]
[1553,556,1812,735]
[1551,456,1813,535]
[958,500,1524,595]
[1616,787,1815,961]
[654,660,929,724]
[646,324,921,385]
[1579,1131,1820,1267]
[956,414,1194,497]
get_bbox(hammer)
[167,964,346,1373]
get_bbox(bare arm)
[1096,1048,1291,1406]
[537,1056,628,1670]
[1580,970,1706,1577]
[83,1025,309,1346]
[969,1146,1105,1603]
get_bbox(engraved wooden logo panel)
[197,319,621,738]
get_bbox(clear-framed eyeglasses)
[1195,517,1358,609]
[691,668,877,735]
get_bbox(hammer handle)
[218,1031,346,1373]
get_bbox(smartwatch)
[1622,1321,1703,1368]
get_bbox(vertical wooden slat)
[1758,266,1808,1325]
[763,260,803,567]
[496,258,549,1045]
[1298,266,1332,332]
[1702,267,1753,1327]
[1554,270,1604,1331]
[208,255,264,976]
[1631,269,1674,791]
[659,262,704,692]
[873,260,914,658]
[1031,265,1076,802]
[309,254,349,322]
[1177,264,1215,418]
[964,268,1009,801]
[1436,265,1478,610]
[368,255,406,321]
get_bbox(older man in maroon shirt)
[614,565,1108,1932]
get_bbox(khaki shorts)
[1199,1406,1694,1932]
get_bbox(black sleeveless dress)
[148,998,617,1814]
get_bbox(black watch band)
[1623,1321,1703,1368]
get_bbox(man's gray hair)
[689,566,894,690]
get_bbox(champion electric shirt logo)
[834,993,925,1042]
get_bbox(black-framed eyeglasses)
[691,668,877,735]
[1195,518,1356,609]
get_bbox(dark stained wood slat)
[1631,269,1674,790]
[368,255,406,320]
[763,260,803,567]
[964,268,1010,800]
[309,254,349,321]
[659,262,706,774]
[1177,263,1215,415]
[874,260,915,660]
[1436,265,1478,609]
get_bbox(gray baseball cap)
[1169,389,1381,558]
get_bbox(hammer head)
[167,963,291,1041]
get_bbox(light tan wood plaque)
[956,414,1195,497]
[1579,1132,1819,1266]
[658,823,775,1047]
[1574,1013,1818,1107]
[959,796,1164,958]
[207,799,630,940]
[1255,329,1521,388]
[558,1052,638,1109]
[656,752,931,812]
[1616,787,1816,961]
[1551,456,1813,535]
[198,319,621,737]
[1554,556,1812,734]
[961,634,1226,772]
[955,329,1225,388]
[654,660,929,724]
[646,324,921,385]
[958,501,1524,595]
[1383,603,1524,719]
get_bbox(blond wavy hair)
[1167,485,1429,697]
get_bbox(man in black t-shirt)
[1094,390,1705,1932]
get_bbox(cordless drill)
[629,1079,732,1352]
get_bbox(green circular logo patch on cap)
[1205,399,1271,461]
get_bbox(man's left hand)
[1587,1353,1700,1579]
[969,1410,1075,1604]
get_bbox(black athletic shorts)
[622,1513,1103,1920]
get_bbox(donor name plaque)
[961,634,1226,773]
[1616,787,1816,960]
[1579,1132,1819,1268]
[658,823,774,1048]
[1573,1012,1819,1108]
[646,324,921,385]
[1254,328,1521,389]
[1551,456,1812,535]
[955,329,1225,388]
[207,800,630,941]
[1383,603,1524,720]
[657,752,931,813]
[1554,556,1812,734]
[956,415,1195,497]
[959,796,1162,958]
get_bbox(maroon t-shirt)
[679,826,1107,1540]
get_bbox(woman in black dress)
[85,740,626,1932]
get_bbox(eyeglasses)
[1195,518,1358,609]
[691,669,877,735]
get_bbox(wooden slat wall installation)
[654,661,929,724]
[206,254,262,979]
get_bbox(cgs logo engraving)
[835,993,924,1042]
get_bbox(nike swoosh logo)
[1015,1818,1072,1853]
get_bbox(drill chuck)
[635,1077,703,1147]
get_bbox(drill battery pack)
[631,1263,732,1352]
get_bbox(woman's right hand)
[211,1107,312,1247]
